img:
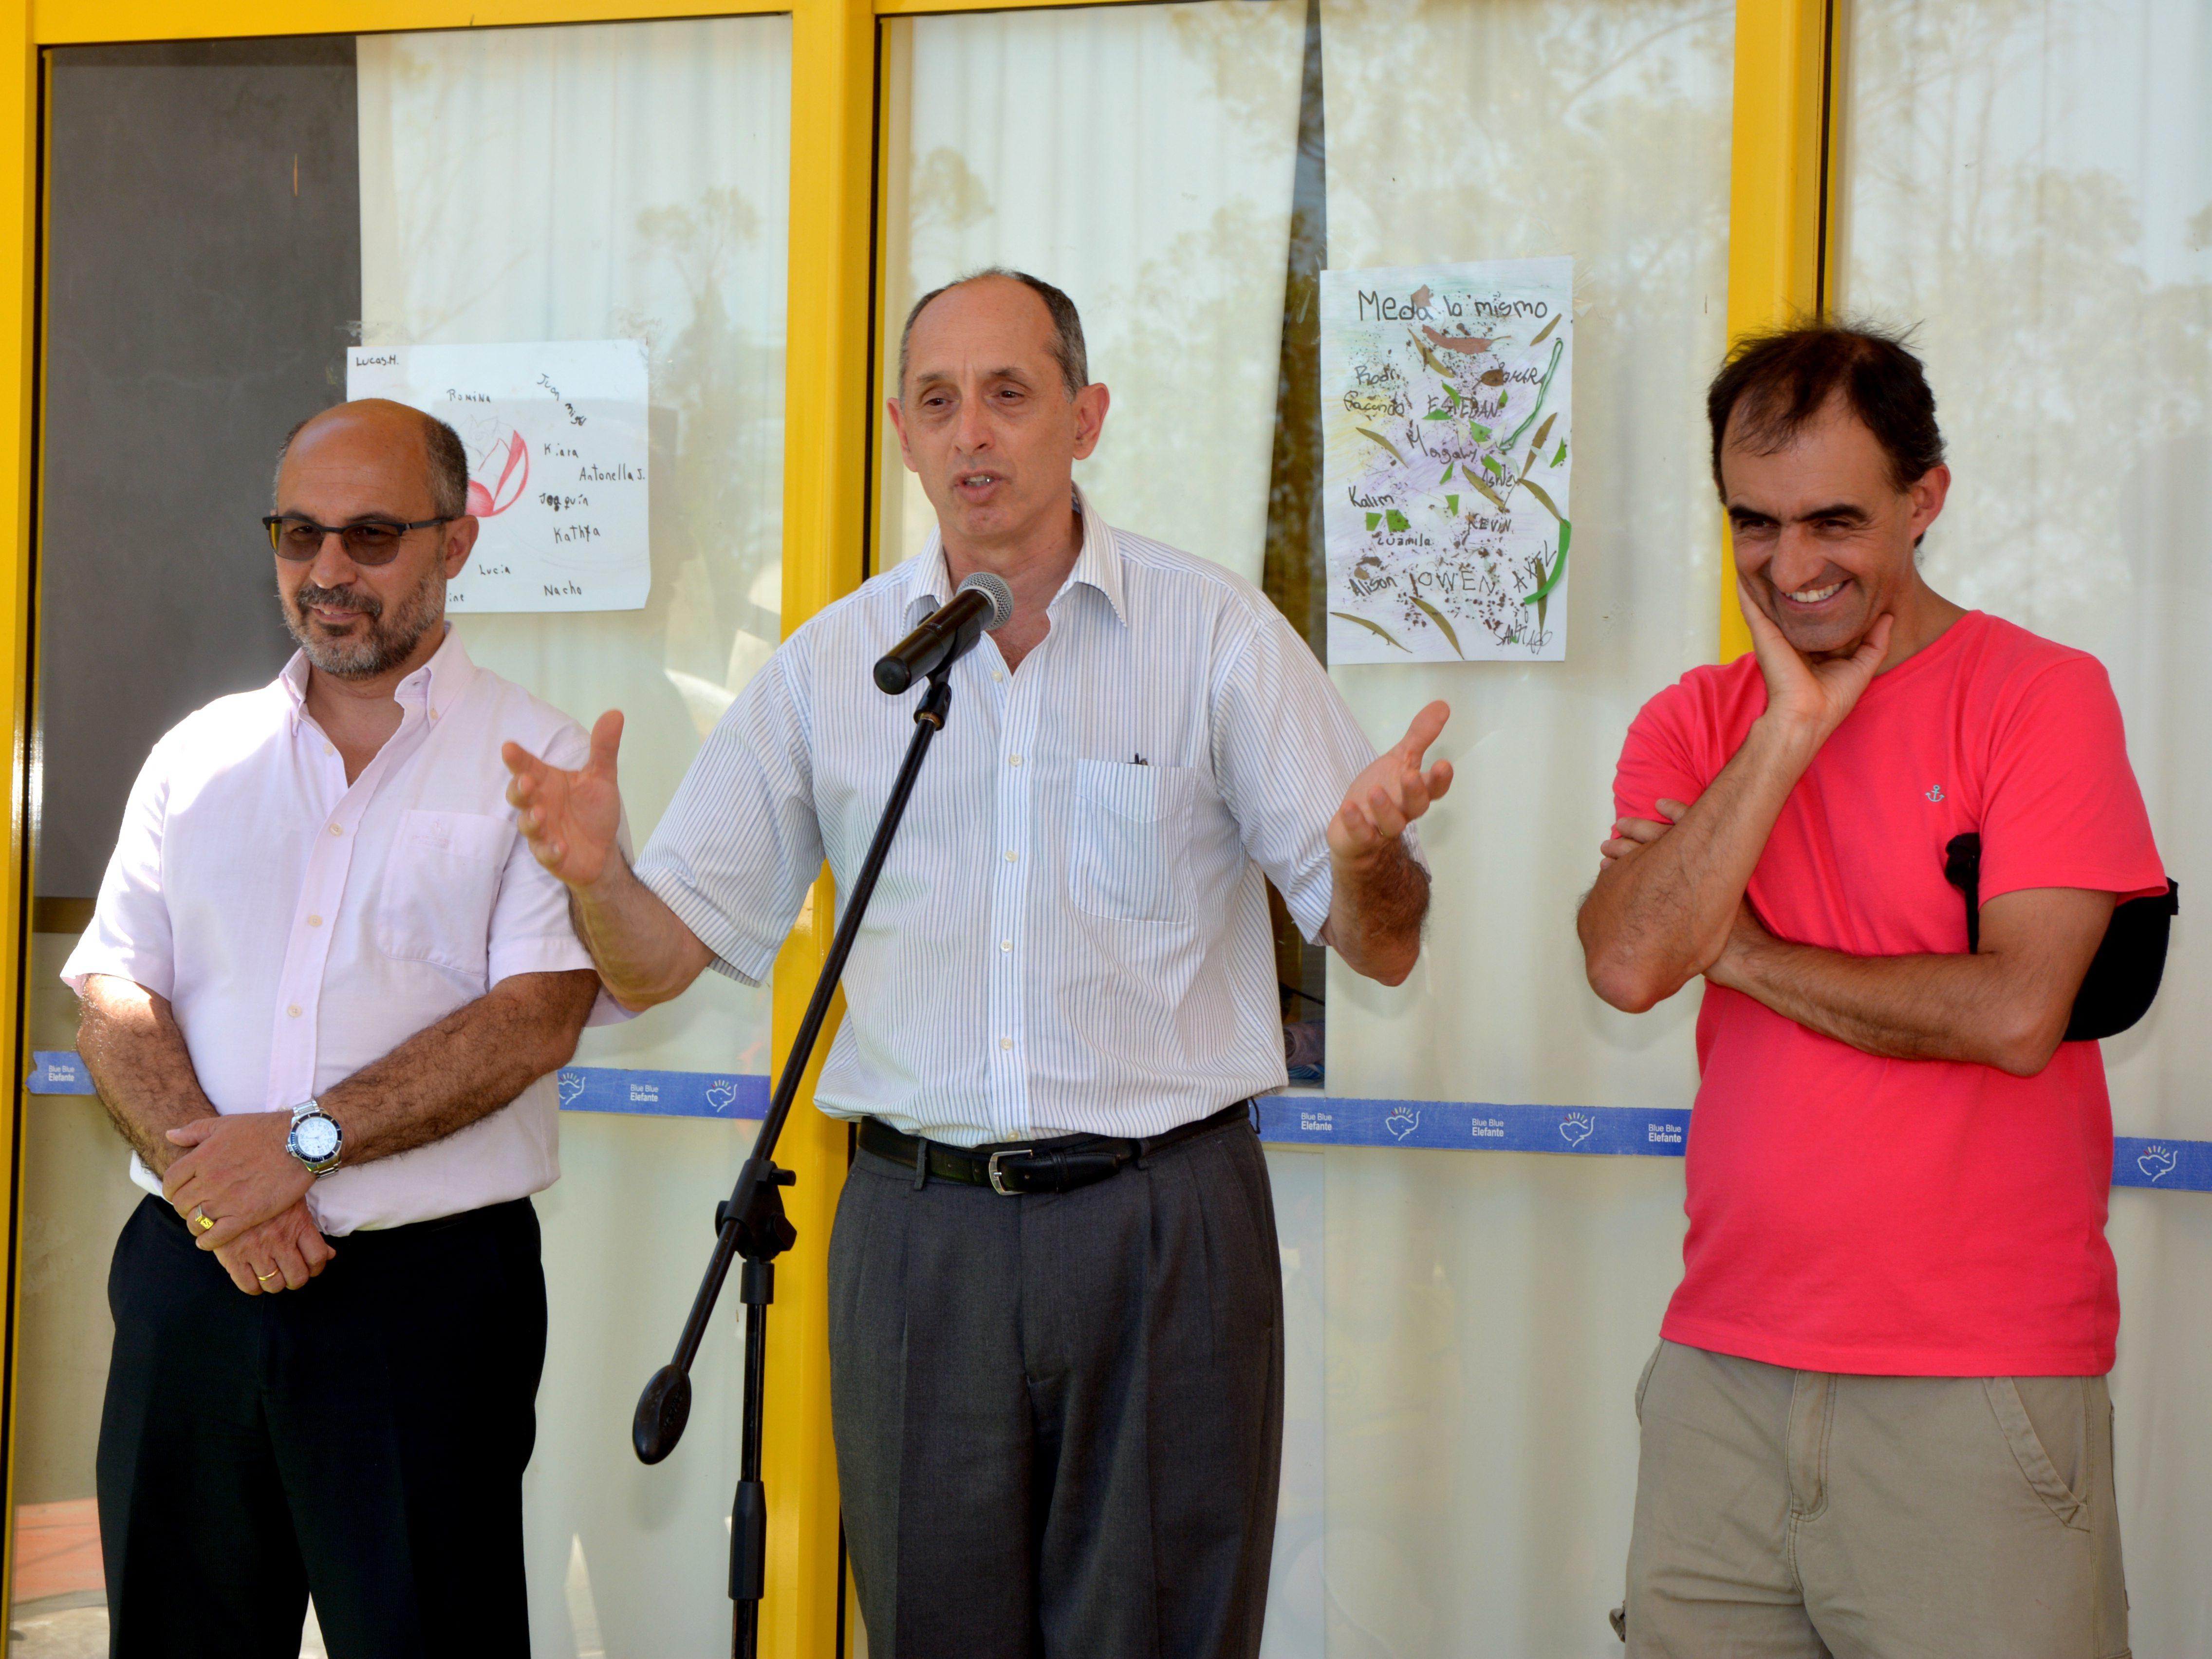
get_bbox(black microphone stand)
[632,666,956,1659]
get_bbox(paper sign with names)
[1320,257,1574,662]
[346,340,650,613]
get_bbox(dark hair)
[898,267,1089,400]
[274,404,471,520]
[1707,322,1945,492]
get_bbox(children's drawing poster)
[347,340,650,613]
[1320,258,1573,662]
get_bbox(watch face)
[295,1116,339,1161]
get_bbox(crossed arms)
[1575,590,2112,1077]
[78,968,597,1295]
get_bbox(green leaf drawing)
[1423,408,1453,420]
[1530,412,1558,457]
[1333,610,1411,652]
[1551,439,1567,467]
[1503,338,1565,453]
[1522,521,1573,607]
[1439,461,1454,484]
[1443,382,1461,410]
[1413,595,1465,658]
[1467,475,1509,514]
[1385,508,1411,533]
[1446,493,1459,515]
[1365,511,1382,532]
[1469,422,1492,442]
[1481,454,1503,478]
[1520,477,1564,521]
[1357,425,1408,466]
[1527,311,1562,349]
[1498,389,1509,408]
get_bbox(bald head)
[276,400,469,521]
[899,269,1088,400]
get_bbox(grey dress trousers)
[828,1111,1284,1659]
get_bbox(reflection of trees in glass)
[1840,0,2212,650]
[630,187,785,717]
[1321,0,1733,679]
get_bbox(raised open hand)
[1329,699,1453,867]
[503,709,625,891]
[1739,577,1893,747]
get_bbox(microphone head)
[957,571,1015,630]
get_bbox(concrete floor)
[8,1594,328,1658]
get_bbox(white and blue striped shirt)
[634,495,1385,1145]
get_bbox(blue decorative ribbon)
[24,1053,2209,1192]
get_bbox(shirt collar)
[906,486,1127,629]
[278,623,475,731]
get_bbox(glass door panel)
[21,19,792,1655]
[1833,4,2212,1650]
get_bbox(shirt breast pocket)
[375,809,513,978]
[1071,760,1196,923]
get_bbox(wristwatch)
[285,1099,343,1176]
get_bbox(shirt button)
[286,1004,302,1018]
[323,744,334,757]
[991,669,1004,682]
[328,823,343,837]
[1000,939,1012,951]
[999,1037,1013,1051]
[1004,850,1018,862]
[1009,754,1022,767]
[307,914,323,927]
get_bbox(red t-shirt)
[1615,611,2164,1376]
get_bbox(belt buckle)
[986,1148,1032,1196]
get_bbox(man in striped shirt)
[504,269,1449,1658]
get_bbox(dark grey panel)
[37,36,360,897]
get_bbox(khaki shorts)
[1617,1341,2128,1659]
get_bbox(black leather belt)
[856,1100,1253,1196]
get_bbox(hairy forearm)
[1325,840,1430,986]
[76,978,218,1175]
[319,969,599,1164]
[567,857,715,1010]
[1711,937,2059,1076]
[1578,718,1818,1011]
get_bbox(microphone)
[874,572,1015,694]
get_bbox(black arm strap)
[1943,832,2180,1043]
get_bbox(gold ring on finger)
[255,1269,279,1283]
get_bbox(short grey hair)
[898,267,1089,400]
[273,405,471,520]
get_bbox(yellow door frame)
[0,0,1836,1651]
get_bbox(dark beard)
[283,562,446,681]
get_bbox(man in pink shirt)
[1579,325,2162,1658]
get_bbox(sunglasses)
[263,514,453,567]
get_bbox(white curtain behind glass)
[1307,0,1734,1652]
[1837,2,2212,1649]
[359,21,791,1656]
[879,0,1306,584]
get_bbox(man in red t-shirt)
[1579,325,2161,1659]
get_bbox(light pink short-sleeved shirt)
[63,627,597,1235]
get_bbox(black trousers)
[828,1113,1285,1659]
[98,1193,547,1659]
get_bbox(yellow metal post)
[0,2,32,1631]
[1720,0,1834,659]
[765,0,877,1652]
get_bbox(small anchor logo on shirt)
[1925,784,1945,803]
